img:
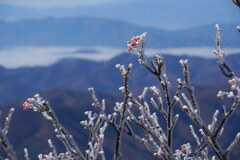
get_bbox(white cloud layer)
[0,46,239,68]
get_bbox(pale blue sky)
[0,0,136,8]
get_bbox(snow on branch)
[0,107,16,160]
[23,94,85,160]
[3,108,15,136]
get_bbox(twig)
[0,126,16,160]
[113,64,132,160]
[3,108,15,135]
[24,148,30,160]
[23,94,85,159]
[48,139,58,159]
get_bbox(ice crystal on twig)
[24,148,30,160]
[0,108,16,160]
[23,94,85,160]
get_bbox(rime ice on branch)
[0,108,16,160]
[81,88,108,160]
[232,0,240,7]
[23,94,85,160]
[124,26,240,160]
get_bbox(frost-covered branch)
[3,108,15,136]
[24,148,30,160]
[225,133,240,156]
[212,24,240,157]
[213,24,234,78]
[175,24,240,160]
[113,63,132,160]
[175,59,228,159]
[23,94,85,160]
[0,126,16,160]
[47,139,58,159]
[125,24,240,159]
[0,108,16,160]
[127,33,183,150]
[80,89,108,160]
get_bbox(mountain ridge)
[0,16,239,48]
[0,53,239,104]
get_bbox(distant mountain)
[0,0,239,29]
[0,17,239,48]
[0,53,239,104]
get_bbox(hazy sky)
[0,0,134,8]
